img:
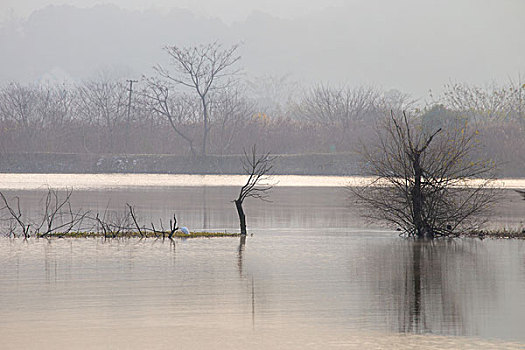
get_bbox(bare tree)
[508,76,525,125]
[376,89,417,115]
[246,74,299,118]
[436,80,525,124]
[142,78,200,155]
[234,145,275,235]
[432,80,525,176]
[0,82,81,153]
[208,87,255,154]
[295,85,380,126]
[0,83,45,152]
[40,84,78,151]
[352,111,497,239]
[153,42,241,155]
[76,79,128,153]
[293,85,382,151]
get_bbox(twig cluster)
[237,145,276,203]
[0,188,90,238]
[233,145,275,235]
[0,189,182,239]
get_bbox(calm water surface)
[0,174,524,349]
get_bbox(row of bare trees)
[0,82,411,156]
[0,43,523,165]
[0,80,257,155]
[436,79,525,124]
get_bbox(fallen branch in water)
[1,189,90,238]
[127,203,144,237]
[0,192,30,238]
[0,190,238,239]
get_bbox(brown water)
[0,175,524,349]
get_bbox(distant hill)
[0,4,231,82]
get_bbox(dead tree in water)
[234,145,275,235]
[353,111,497,238]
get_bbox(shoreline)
[0,173,524,190]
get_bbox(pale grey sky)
[0,0,524,98]
[0,0,344,23]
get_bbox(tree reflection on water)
[365,239,497,336]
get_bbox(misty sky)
[1,0,524,98]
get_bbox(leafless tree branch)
[352,110,498,238]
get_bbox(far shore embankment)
[0,152,523,178]
[0,152,362,176]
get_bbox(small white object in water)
[180,227,190,235]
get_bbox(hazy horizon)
[1,0,524,98]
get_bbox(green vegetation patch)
[463,228,525,239]
[41,231,240,239]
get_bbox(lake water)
[0,174,524,349]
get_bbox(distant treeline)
[0,76,523,175]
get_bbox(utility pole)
[125,79,138,150]
[519,74,523,126]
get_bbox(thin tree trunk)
[201,96,208,156]
[235,199,247,235]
